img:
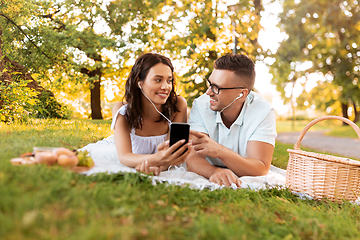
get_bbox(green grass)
[325,122,360,139]
[1,119,360,239]
[276,119,343,133]
[276,119,360,139]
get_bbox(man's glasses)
[206,79,246,95]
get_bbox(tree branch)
[0,13,54,63]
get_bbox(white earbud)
[138,82,142,89]
[235,93,244,100]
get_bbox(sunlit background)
[1,0,359,123]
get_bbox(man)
[187,54,277,187]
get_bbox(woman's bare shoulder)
[112,102,126,116]
[174,95,188,122]
[176,95,187,109]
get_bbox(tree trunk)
[353,102,359,123]
[341,102,349,125]
[254,0,263,17]
[90,76,103,119]
[81,67,103,119]
[0,26,6,109]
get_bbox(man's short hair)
[214,54,255,91]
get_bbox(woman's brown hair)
[124,53,179,129]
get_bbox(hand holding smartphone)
[169,123,190,154]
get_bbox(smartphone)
[169,123,190,154]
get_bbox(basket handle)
[294,115,360,150]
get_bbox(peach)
[53,147,75,157]
[35,151,57,165]
[57,154,79,167]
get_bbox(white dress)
[79,104,185,172]
[110,104,168,154]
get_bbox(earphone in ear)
[234,93,244,100]
[138,82,142,89]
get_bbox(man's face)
[206,69,245,112]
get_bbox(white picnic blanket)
[79,135,287,191]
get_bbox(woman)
[111,53,189,175]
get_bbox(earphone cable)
[219,95,241,113]
[140,88,172,124]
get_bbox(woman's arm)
[113,102,149,167]
[113,109,190,168]
[113,113,151,167]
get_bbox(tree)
[107,0,265,106]
[0,1,67,122]
[1,0,133,119]
[2,0,265,118]
[159,0,264,106]
[270,0,360,122]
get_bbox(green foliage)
[0,68,69,123]
[160,0,264,106]
[35,90,70,119]
[2,119,360,239]
[1,0,122,119]
[2,0,264,117]
[270,0,360,116]
[296,80,342,115]
[0,77,39,123]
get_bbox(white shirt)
[188,91,277,167]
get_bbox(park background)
[1,0,359,123]
[1,0,360,239]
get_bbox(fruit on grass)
[77,150,94,167]
[53,147,75,157]
[35,151,57,165]
[57,154,79,167]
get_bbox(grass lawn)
[276,119,360,139]
[276,119,345,133]
[1,119,360,239]
[326,122,360,139]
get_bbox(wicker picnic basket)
[286,115,360,203]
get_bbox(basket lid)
[287,149,360,167]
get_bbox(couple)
[111,53,276,187]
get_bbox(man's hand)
[190,130,222,159]
[209,168,242,187]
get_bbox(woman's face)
[140,63,173,106]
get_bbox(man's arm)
[186,132,242,187]
[186,146,242,187]
[190,130,274,176]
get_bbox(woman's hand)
[151,139,190,170]
[135,160,161,176]
[135,140,190,175]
